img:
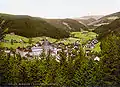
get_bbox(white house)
[31,47,43,56]
[94,56,100,61]
[5,50,11,54]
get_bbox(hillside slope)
[94,18,120,39]
[44,18,88,32]
[79,15,103,20]
[89,12,120,26]
[75,18,96,26]
[0,13,69,39]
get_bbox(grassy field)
[57,37,80,45]
[92,42,101,53]
[0,42,31,49]
[71,32,98,44]
[4,34,29,42]
[32,37,57,43]
[56,31,98,45]
[1,34,57,49]
[1,32,101,52]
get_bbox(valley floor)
[1,31,100,52]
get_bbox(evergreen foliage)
[0,35,120,86]
[0,13,70,39]
[100,34,120,86]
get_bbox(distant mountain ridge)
[89,12,120,26]
[74,15,103,26]
[79,15,103,20]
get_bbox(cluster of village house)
[85,39,98,55]
[85,39,100,61]
[85,39,98,49]
[3,38,100,61]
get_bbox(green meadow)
[1,31,101,52]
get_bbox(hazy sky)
[0,0,120,18]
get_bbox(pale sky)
[0,0,120,18]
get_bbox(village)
[1,36,100,61]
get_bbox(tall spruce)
[0,18,8,41]
[100,33,120,86]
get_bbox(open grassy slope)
[4,34,29,42]
[1,34,57,49]
[71,32,97,44]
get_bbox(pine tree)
[100,33,120,86]
[0,18,8,41]
[0,18,9,84]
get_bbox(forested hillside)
[0,13,69,39]
[94,18,120,39]
[44,18,88,32]
[89,12,120,26]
